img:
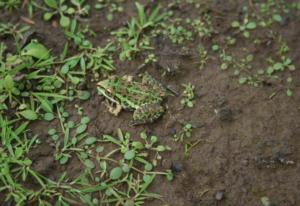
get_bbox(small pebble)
[170,161,183,173]
[215,191,225,201]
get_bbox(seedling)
[181,83,196,108]
[112,2,168,61]
[198,45,208,70]
[48,106,92,164]
[231,19,257,38]
[0,23,31,52]
[43,0,90,28]
[0,0,21,10]
[173,123,193,142]
[95,0,124,21]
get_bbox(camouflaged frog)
[97,73,173,125]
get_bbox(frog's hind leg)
[131,103,165,125]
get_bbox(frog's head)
[97,76,117,95]
[97,79,113,93]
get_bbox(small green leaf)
[96,146,104,153]
[143,175,152,183]
[44,113,55,121]
[85,137,97,145]
[48,128,56,135]
[43,12,54,21]
[81,116,90,124]
[144,163,153,171]
[132,141,144,150]
[287,89,293,97]
[60,15,70,28]
[67,121,75,128]
[59,156,69,164]
[4,75,14,91]
[20,110,38,120]
[84,159,95,169]
[76,124,87,134]
[110,167,123,180]
[156,145,166,152]
[21,41,50,60]
[246,22,257,29]
[231,21,240,28]
[239,77,248,85]
[124,150,135,160]
[44,0,58,8]
[272,14,282,22]
[78,90,90,100]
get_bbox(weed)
[43,0,90,28]
[0,0,21,10]
[181,83,196,108]
[112,2,168,61]
[95,0,125,21]
[0,23,31,52]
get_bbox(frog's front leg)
[104,100,122,116]
[132,103,165,125]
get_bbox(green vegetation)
[0,0,299,205]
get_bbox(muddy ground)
[1,0,300,205]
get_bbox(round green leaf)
[60,15,70,28]
[44,113,54,121]
[143,175,152,183]
[84,159,95,169]
[109,167,123,180]
[246,22,257,30]
[144,163,153,171]
[67,121,75,128]
[43,12,54,21]
[273,14,282,22]
[124,150,135,160]
[78,91,90,100]
[239,77,248,85]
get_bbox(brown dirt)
[1,0,300,205]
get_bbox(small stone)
[215,191,225,201]
[170,161,183,173]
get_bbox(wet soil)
[1,0,300,205]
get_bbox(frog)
[97,73,173,125]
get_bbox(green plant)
[43,0,90,28]
[231,18,257,38]
[0,0,21,10]
[198,45,208,70]
[48,106,91,164]
[173,123,193,142]
[0,41,70,120]
[181,83,195,108]
[112,2,168,61]
[164,24,193,44]
[0,23,31,52]
[95,0,125,21]
[84,129,173,205]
